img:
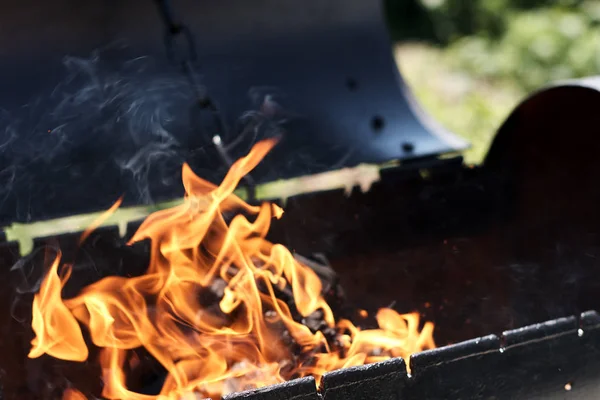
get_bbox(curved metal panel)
[483,76,600,234]
[0,0,467,224]
[485,75,600,167]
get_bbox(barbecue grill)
[2,0,600,399]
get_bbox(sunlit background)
[387,0,600,163]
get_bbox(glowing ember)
[28,138,435,399]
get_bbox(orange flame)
[29,138,435,399]
[28,253,88,361]
[62,388,87,400]
[79,196,123,245]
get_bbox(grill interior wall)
[2,154,600,397]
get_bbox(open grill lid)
[0,0,467,225]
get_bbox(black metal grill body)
[0,0,467,225]
[3,211,600,399]
[1,0,600,399]
[226,312,600,400]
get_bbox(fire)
[62,388,87,400]
[28,138,435,399]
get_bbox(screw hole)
[371,115,385,133]
[402,142,414,153]
[346,77,358,91]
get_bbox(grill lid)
[0,0,467,225]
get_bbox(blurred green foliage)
[387,0,600,163]
[388,0,600,92]
[387,0,600,91]
[395,44,523,164]
[445,2,600,91]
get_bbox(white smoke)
[0,47,290,222]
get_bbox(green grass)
[394,42,525,164]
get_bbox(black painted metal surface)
[321,358,407,400]
[2,149,600,398]
[223,377,319,400]
[227,312,600,400]
[0,0,467,225]
[1,66,600,397]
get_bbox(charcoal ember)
[264,310,278,321]
[123,347,171,394]
[264,309,289,335]
[251,253,341,303]
[293,253,345,312]
[194,304,233,332]
[255,274,301,321]
[198,277,228,307]
[280,329,301,355]
[278,359,296,378]
[295,340,331,371]
[269,280,295,305]
[293,253,337,288]
[263,310,302,357]
[302,310,328,332]
[254,253,347,326]
[211,278,227,298]
[195,277,237,328]
[321,327,339,344]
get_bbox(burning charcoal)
[195,304,232,330]
[198,277,228,307]
[321,327,339,344]
[263,310,289,336]
[293,253,337,290]
[270,281,295,304]
[293,253,346,315]
[278,359,296,378]
[125,349,168,395]
[211,278,227,298]
[280,329,302,356]
[302,310,328,332]
[256,275,299,320]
